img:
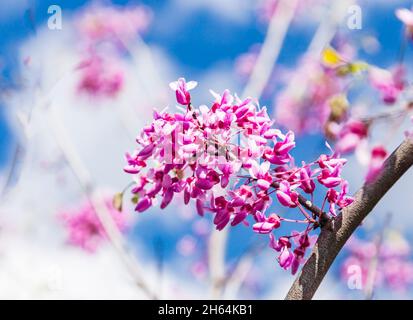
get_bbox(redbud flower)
[276,181,298,208]
[169,78,198,106]
[369,65,405,105]
[77,5,151,44]
[342,233,413,291]
[253,213,281,234]
[123,78,354,274]
[59,196,127,252]
[317,163,343,188]
[335,120,369,154]
[77,53,124,98]
[299,164,315,194]
[365,145,388,183]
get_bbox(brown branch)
[285,138,413,300]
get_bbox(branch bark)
[285,138,413,300]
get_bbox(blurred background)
[1,0,413,299]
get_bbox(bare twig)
[208,228,229,298]
[241,0,298,99]
[285,138,413,300]
[48,104,157,299]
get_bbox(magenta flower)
[264,131,296,165]
[77,53,124,98]
[335,120,369,154]
[169,78,198,106]
[253,213,281,234]
[123,78,353,274]
[135,195,152,212]
[341,233,413,292]
[249,161,272,191]
[299,164,315,194]
[326,181,354,216]
[276,181,298,208]
[59,196,128,253]
[368,65,405,105]
[365,145,388,183]
[317,163,343,188]
[76,5,151,44]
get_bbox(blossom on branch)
[123,79,354,273]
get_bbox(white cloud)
[172,0,254,24]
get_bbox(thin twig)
[241,0,298,99]
[364,213,392,300]
[48,104,157,299]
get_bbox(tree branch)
[285,138,413,300]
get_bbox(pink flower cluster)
[342,235,413,292]
[75,4,151,98]
[77,53,124,98]
[368,65,405,105]
[334,120,369,155]
[59,197,128,252]
[123,78,355,273]
[365,145,388,183]
[275,55,346,134]
[76,5,151,45]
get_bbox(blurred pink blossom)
[76,5,151,45]
[275,55,343,134]
[368,65,405,105]
[365,145,388,183]
[341,234,413,291]
[335,120,369,154]
[77,53,124,97]
[396,7,413,40]
[59,197,128,253]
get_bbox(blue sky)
[1,0,409,167]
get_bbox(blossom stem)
[280,217,310,224]
[285,138,413,300]
[297,203,316,223]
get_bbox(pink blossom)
[123,78,353,274]
[59,196,127,252]
[169,78,198,106]
[326,181,354,216]
[249,161,272,191]
[365,145,388,183]
[369,65,405,105]
[299,164,315,194]
[335,120,369,154]
[276,181,298,207]
[253,213,280,234]
[76,5,151,45]
[317,163,343,188]
[274,55,343,134]
[341,234,413,291]
[263,131,295,165]
[396,7,413,39]
[77,53,124,97]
